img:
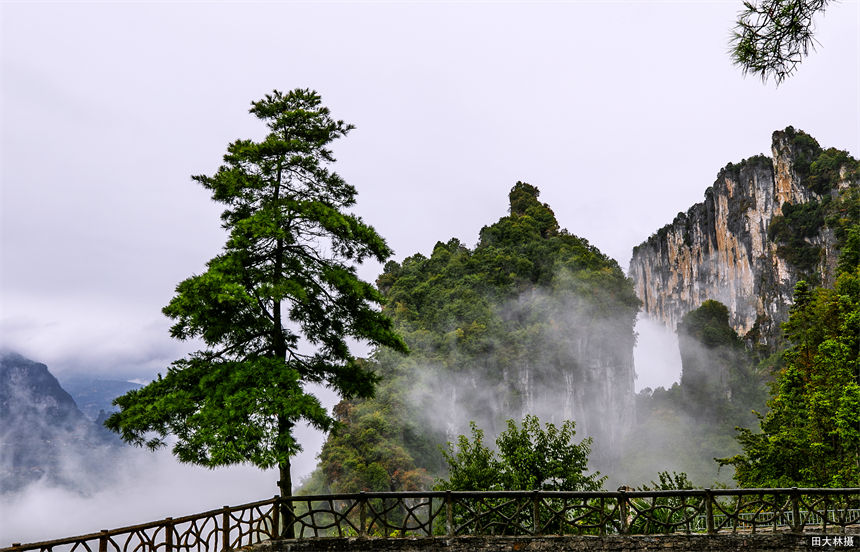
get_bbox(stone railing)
[3,488,860,552]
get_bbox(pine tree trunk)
[277,411,295,538]
[279,457,294,538]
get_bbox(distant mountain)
[57,375,141,421]
[0,352,121,493]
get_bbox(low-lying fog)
[1,317,681,544]
[0,415,329,544]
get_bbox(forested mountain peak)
[480,181,560,243]
[376,183,637,337]
[307,183,640,493]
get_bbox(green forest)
[302,135,860,492]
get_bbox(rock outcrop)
[630,128,856,346]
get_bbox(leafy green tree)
[437,415,605,491]
[719,270,860,487]
[637,471,694,491]
[317,393,430,493]
[434,423,498,492]
[105,89,407,513]
[435,416,604,536]
[628,471,696,535]
[837,225,860,274]
[730,0,831,84]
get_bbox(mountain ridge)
[0,352,122,493]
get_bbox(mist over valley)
[2,1,859,545]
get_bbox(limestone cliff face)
[630,129,849,344]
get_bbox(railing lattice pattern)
[4,488,860,552]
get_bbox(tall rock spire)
[630,128,854,348]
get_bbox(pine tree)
[106,90,407,526]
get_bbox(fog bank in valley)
[1,445,278,544]
[0,374,335,546]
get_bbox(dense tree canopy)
[437,415,605,491]
[719,268,860,487]
[106,90,406,508]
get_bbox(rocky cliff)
[630,128,858,346]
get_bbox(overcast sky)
[1,0,859,498]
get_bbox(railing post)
[598,498,605,536]
[359,492,367,537]
[221,506,230,552]
[445,491,453,537]
[791,487,801,532]
[532,491,540,535]
[272,496,280,539]
[283,495,295,539]
[618,489,629,535]
[822,493,829,533]
[164,518,173,552]
[705,489,715,534]
[99,531,108,552]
